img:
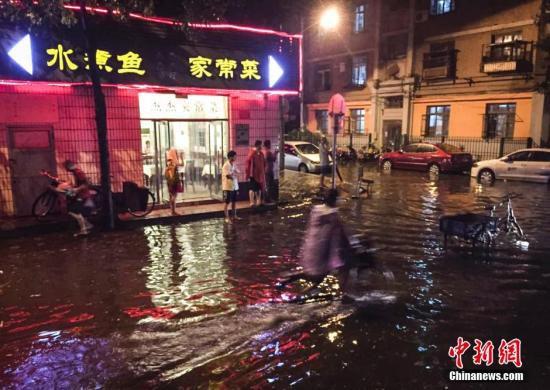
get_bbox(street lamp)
[319,7,340,31]
[319,6,342,190]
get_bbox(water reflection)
[142,224,235,322]
[1,165,549,388]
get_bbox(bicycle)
[32,170,156,221]
[32,170,103,222]
[439,193,527,248]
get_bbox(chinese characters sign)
[0,18,299,91]
[449,337,523,369]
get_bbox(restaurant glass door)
[141,120,228,204]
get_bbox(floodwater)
[1,165,549,389]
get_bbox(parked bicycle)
[439,193,527,248]
[32,170,156,222]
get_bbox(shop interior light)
[8,34,33,75]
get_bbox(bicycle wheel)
[128,190,156,217]
[474,229,493,247]
[32,191,58,222]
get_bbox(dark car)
[379,143,473,175]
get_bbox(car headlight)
[472,163,478,167]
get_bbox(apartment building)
[303,0,549,149]
[413,0,549,145]
[304,0,415,149]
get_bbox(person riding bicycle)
[63,160,94,236]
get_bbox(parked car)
[284,141,326,173]
[379,143,473,175]
[471,148,550,184]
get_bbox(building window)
[350,109,365,133]
[430,0,455,15]
[484,103,516,138]
[383,34,408,61]
[351,55,367,86]
[315,110,329,132]
[422,41,456,79]
[490,31,524,61]
[198,131,206,147]
[425,105,450,136]
[315,65,331,91]
[385,96,403,108]
[492,31,522,44]
[353,4,365,33]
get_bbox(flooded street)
[1,165,550,389]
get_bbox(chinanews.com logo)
[447,337,525,383]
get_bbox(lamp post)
[319,6,342,190]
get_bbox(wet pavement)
[1,165,549,389]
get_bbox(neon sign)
[0,16,299,92]
[8,34,33,75]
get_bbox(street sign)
[327,93,347,189]
[328,93,346,134]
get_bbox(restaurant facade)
[0,10,301,216]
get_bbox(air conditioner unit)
[415,10,429,23]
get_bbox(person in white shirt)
[222,150,241,223]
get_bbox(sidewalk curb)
[0,204,278,239]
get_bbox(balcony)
[422,50,457,80]
[481,41,533,74]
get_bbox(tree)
[0,0,230,228]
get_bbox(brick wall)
[229,93,281,182]
[0,84,142,216]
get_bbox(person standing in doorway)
[165,157,181,216]
[263,139,277,203]
[246,140,266,207]
[222,150,241,223]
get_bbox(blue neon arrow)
[8,34,33,75]
[269,55,284,88]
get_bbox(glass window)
[315,110,329,132]
[354,4,366,33]
[385,96,403,108]
[315,65,331,91]
[492,31,522,44]
[384,34,408,60]
[437,143,462,153]
[350,109,365,133]
[530,151,550,162]
[430,0,455,15]
[507,151,531,161]
[403,144,419,153]
[351,56,367,86]
[295,143,320,155]
[418,144,438,153]
[284,144,297,155]
[425,105,450,137]
[484,103,516,138]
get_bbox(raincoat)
[300,205,352,277]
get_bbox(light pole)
[319,6,342,190]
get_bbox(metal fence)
[285,131,537,161]
[285,130,373,150]
[408,135,536,161]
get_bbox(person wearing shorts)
[222,150,240,223]
[245,140,266,206]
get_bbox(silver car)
[284,141,324,173]
[471,148,550,183]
